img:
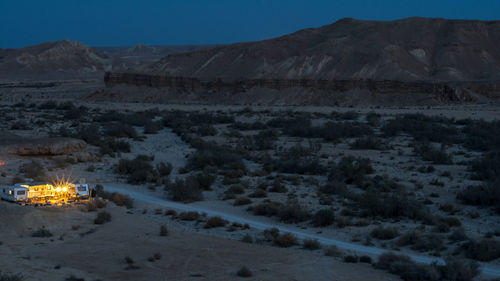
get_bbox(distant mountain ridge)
[0,40,212,80]
[140,17,500,82]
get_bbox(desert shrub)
[463,239,500,262]
[329,156,374,185]
[274,144,326,175]
[116,155,157,184]
[241,234,254,243]
[187,141,246,172]
[303,239,321,250]
[100,138,131,156]
[470,151,500,181]
[193,172,216,190]
[365,112,381,126]
[20,160,46,181]
[73,124,101,146]
[204,216,228,228]
[462,119,500,151]
[277,200,310,223]
[0,272,23,281]
[457,182,500,213]
[269,179,287,193]
[104,123,138,138]
[412,141,452,164]
[234,197,252,206]
[273,232,299,247]
[382,114,457,143]
[439,257,479,281]
[357,189,434,222]
[397,230,423,247]
[343,255,359,263]
[374,252,437,281]
[197,124,217,136]
[324,245,342,257]
[350,136,386,150]
[375,252,478,281]
[178,211,200,221]
[236,266,253,278]
[160,225,168,236]
[249,188,267,198]
[167,177,203,202]
[32,227,53,237]
[94,211,112,224]
[410,234,444,252]
[371,226,399,240]
[156,162,173,177]
[263,228,280,241]
[111,193,134,209]
[10,121,30,130]
[252,201,282,217]
[359,256,372,263]
[227,184,245,194]
[311,208,335,227]
[319,180,347,195]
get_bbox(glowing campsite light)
[56,187,62,192]
[0,161,5,166]
[62,187,67,192]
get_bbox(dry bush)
[324,245,342,257]
[343,255,359,263]
[160,225,168,236]
[32,227,53,237]
[233,197,252,206]
[273,232,299,248]
[178,211,200,221]
[236,266,253,278]
[94,211,112,224]
[311,208,335,227]
[371,226,399,240]
[204,216,228,228]
[167,177,203,202]
[463,239,500,262]
[303,239,321,250]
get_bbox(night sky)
[1,0,499,48]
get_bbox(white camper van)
[1,186,28,202]
[73,183,90,199]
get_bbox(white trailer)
[1,186,28,202]
[73,183,90,199]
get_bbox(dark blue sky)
[1,0,499,48]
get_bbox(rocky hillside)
[0,41,212,80]
[0,40,113,79]
[95,44,213,69]
[142,17,500,82]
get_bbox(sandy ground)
[0,201,400,281]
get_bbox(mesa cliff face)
[97,17,500,105]
[141,17,500,82]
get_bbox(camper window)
[17,190,26,195]
[78,186,87,192]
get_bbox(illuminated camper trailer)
[15,182,56,202]
[1,186,28,202]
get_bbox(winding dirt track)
[104,185,500,278]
